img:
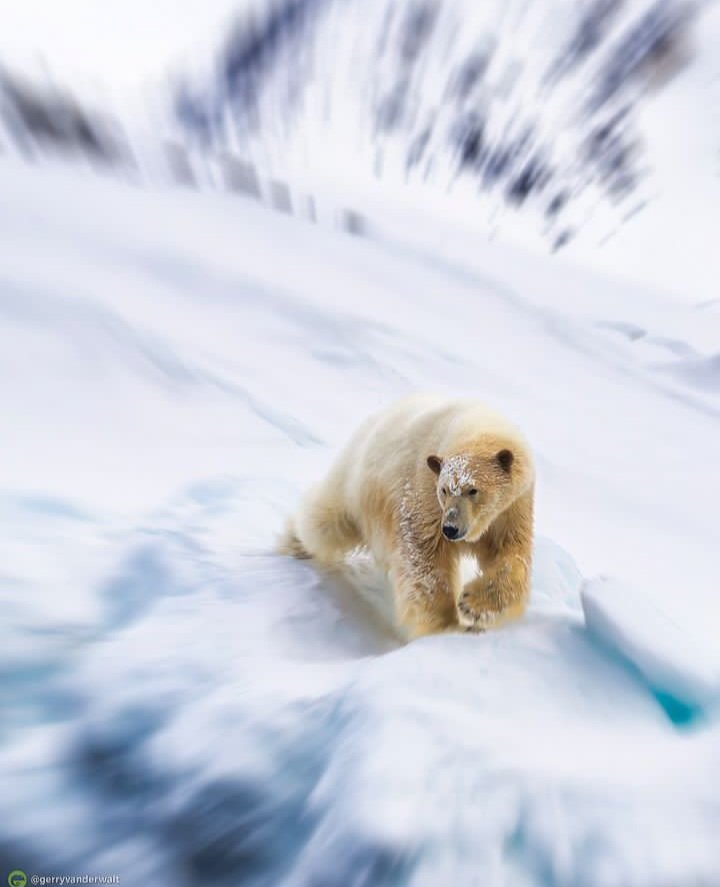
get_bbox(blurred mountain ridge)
[1,0,716,250]
[171,0,703,246]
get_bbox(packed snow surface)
[1,161,719,886]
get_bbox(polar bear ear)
[496,449,514,472]
[427,455,443,475]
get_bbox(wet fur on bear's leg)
[457,488,533,630]
[390,542,461,638]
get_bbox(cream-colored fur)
[279,394,535,638]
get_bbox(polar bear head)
[426,448,515,542]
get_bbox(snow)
[438,455,475,495]
[1,159,719,885]
[0,0,249,90]
[582,577,720,722]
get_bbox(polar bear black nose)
[443,525,460,540]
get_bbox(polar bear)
[279,394,535,638]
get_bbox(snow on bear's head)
[426,448,516,543]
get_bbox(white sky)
[0,0,250,89]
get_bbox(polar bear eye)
[441,486,448,496]
[467,488,478,497]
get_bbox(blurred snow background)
[1,2,719,886]
[2,0,719,283]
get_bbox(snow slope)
[1,160,719,886]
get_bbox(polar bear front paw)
[456,569,511,632]
[457,565,528,632]
[456,590,498,632]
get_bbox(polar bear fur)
[280,394,535,638]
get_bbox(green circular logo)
[8,872,27,887]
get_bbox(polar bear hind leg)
[279,486,362,565]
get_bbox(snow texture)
[438,455,475,496]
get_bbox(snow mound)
[582,577,720,723]
[3,492,719,887]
